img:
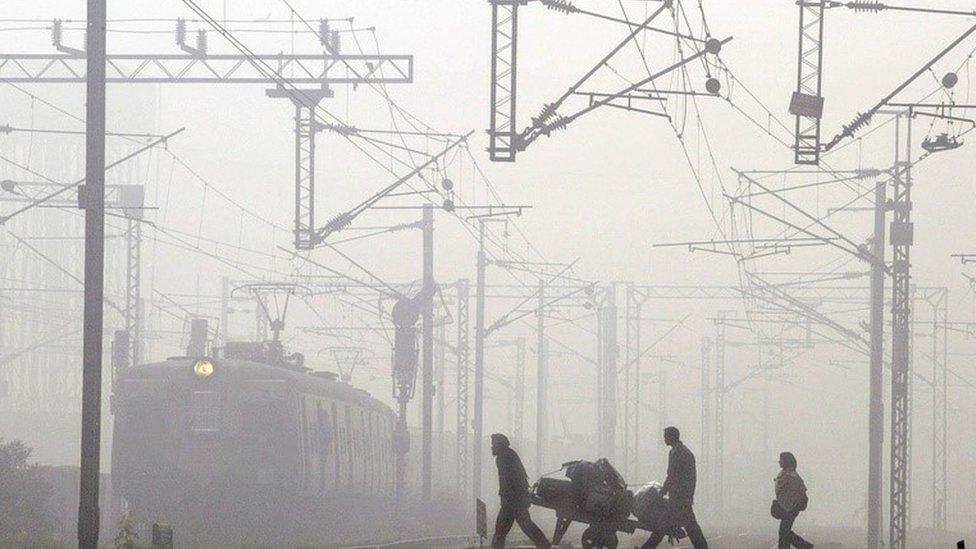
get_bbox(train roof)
[117,355,393,416]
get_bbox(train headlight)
[193,359,214,378]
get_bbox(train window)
[344,406,352,488]
[316,404,331,490]
[190,391,219,433]
[300,397,309,488]
[359,408,372,490]
[331,401,339,487]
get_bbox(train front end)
[111,356,302,538]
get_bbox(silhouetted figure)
[641,427,708,549]
[490,433,551,549]
[774,452,813,549]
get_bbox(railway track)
[342,534,480,549]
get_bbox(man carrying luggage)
[641,426,709,549]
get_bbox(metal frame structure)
[889,113,912,549]
[485,1,728,162]
[488,0,526,161]
[0,34,414,252]
[536,278,548,476]
[595,286,618,463]
[456,279,471,499]
[791,1,826,165]
[699,336,712,508]
[0,52,413,84]
[713,312,727,519]
[621,283,645,479]
[930,289,948,531]
[268,87,333,249]
[0,182,143,377]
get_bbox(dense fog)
[0,1,974,547]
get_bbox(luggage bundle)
[534,458,633,521]
[632,482,676,532]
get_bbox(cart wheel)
[580,525,618,549]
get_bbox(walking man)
[773,452,813,548]
[490,433,551,548]
[641,426,709,549]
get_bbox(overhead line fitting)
[318,19,341,52]
[176,18,207,56]
[539,0,579,15]
[845,1,886,13]
[323,122,359,136]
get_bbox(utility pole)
[931,291,948,533]
[535,278,547,476]
[473,220,487,500]
[623,283,641,479]
[78,0,106,546]
[514,337,525,447]
[123,188,143,369]
[421,204,434,500]
[597,287,618,461]
[700,336,712,510]
[455,279,470,500]
[868,151,887,549]
[436,321,446,479]
[714,315,727,520]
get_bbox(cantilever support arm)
[520,35,733,149]
[822,20,976,151]
[311,131,473,245]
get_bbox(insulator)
[323,212,353,234]
[532,103,559,127]
[52,19,63,47]
[856,168,882,178]
[176,18,187,46]
[330,30,341,54]
[841,112,872,138]
[318,19,330,46]
[325,123,357,136]
[846,1,885,13]
[540,0,579,14]
[196,29,207,54]
[543,114,570,135]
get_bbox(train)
[110,339,399,545]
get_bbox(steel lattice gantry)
[790,1,826,165]
[0,53,413,84]
[122,190,143,370]
[930,290,948,532]
[0,182,144,375]
[713,312,728,519]
[267,86,334,249]
[889,114,912,549]
[699,336,712,508]
[595,285,618,463]
[0,49,414,250]
[621,284,644,479]
[455,279,471,500]
[487,1,526,162]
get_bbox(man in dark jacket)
[641,426,709,548]
[491,433,551,548]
